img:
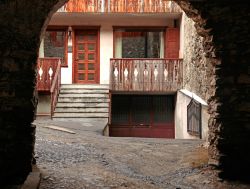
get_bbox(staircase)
[53,84,110,122]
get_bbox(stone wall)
[182,13,213,101]
[0,0,249,185]
[178,1,250,181]
[0,0,67,185]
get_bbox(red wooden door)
[74,30,99,84]
[165,28,180,58]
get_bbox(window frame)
[113,26,167,58]
[45,26,68,67]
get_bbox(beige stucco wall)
[37,94,51,115]
[46,13,180,84]
[60,35,73,84]
[175,90,208,140]
[201,105,209,141]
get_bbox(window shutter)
[165,28,180,58]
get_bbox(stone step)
[53,112,109,118]
[56,102,109,108]
[54,107,109,113]
[59,93,109,98]
[58,97,110,103]
[61,84,109,89]
[52,117,108,123]
[60,89,109,94]
[54,84,110,120]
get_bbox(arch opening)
[0,0,249,185]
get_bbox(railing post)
[50,91,53,119]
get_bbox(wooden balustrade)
[61,0,181,13]
[37,58,61,118]
[37,58,61,92]
[110,58,183,92]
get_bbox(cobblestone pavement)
[34,118,249,189]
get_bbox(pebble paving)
[34,118,249,189]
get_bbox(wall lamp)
[68,26,72,39]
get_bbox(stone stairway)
[53,84,110,122]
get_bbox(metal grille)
[187,99,202,138]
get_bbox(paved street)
[34,118,248,189]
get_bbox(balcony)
[110,58,183,93]
[58,0,181,13]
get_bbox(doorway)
[73,29,100,84]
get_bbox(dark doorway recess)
[110,94,175,138]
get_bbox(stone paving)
[34,117,249,189]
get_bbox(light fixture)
[68,26,72,38]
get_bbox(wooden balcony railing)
[58,0,182,13]
[110,58,183,92]
[37,58,60,91]
[37,58,61,118]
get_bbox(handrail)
[50,60,61,118]
[50,62,61,93]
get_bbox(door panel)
[74,30,99,83]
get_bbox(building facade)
[37,0,208,140]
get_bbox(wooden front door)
[74,30,99,84]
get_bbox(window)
[187,99,202,138]
[43,29,68,66]
[114,28,165,58]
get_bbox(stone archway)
[176,1,250,181]
[0,0,68,184]
[0,0,249,185]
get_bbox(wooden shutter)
[165,28,180,58]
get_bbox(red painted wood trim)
[97,27,100,84]
[72,29,75,83]
[109,126,175,138]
